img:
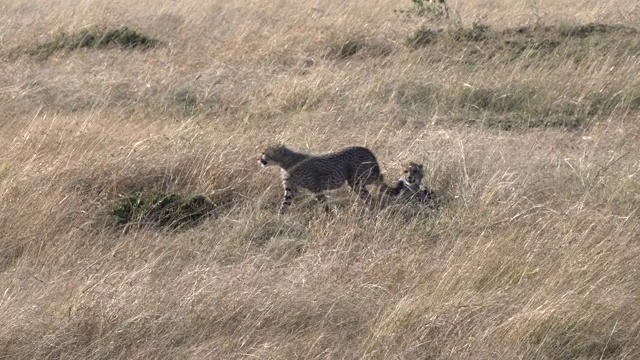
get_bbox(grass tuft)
[326,38,364,59]
[27,26,160,59]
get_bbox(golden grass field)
[1,0,640,358]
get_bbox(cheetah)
[259,144,385,214]
[381,161,436,204]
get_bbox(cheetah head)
[404,161,424,185]
[259,145,287,167]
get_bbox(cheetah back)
[286,146,382,192]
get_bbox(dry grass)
[1,0,640,358]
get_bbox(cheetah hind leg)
[351,186,376,217]
[355,186,373,204]
[315,193,331,214]
[347,177,372,203]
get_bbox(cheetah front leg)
[315,193,330,213]
[417,187,437,206]
[355,186,372,204]
[348,178,373,205]
[279,178,297,215]
[381,181,403,197]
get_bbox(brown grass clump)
[1,0,640,358]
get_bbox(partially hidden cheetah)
[382,161,436,204]
[259,144,385,214]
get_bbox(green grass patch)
[109,192,220,231]
[27,26,160,59]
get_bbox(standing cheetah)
[259,144,385,214]
[382,161,436,204]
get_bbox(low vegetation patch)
[324,35,392,60]
[109,192,218,231]
[27,26,160,59]
[408,22,640,58]
[389,81,639,130]
[395,0,450,19]
[325,39,363,60]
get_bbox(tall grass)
[1,0,639,358]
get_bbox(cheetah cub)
[259,145,385,214]
[382,161,436,204]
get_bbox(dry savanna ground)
[1,0,640,358]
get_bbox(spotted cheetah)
[382,161,436,204]
[259,145,385,214]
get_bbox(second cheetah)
[382,161,436,204]
[259,144,385,214]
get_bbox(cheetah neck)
[278,149,309,170]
